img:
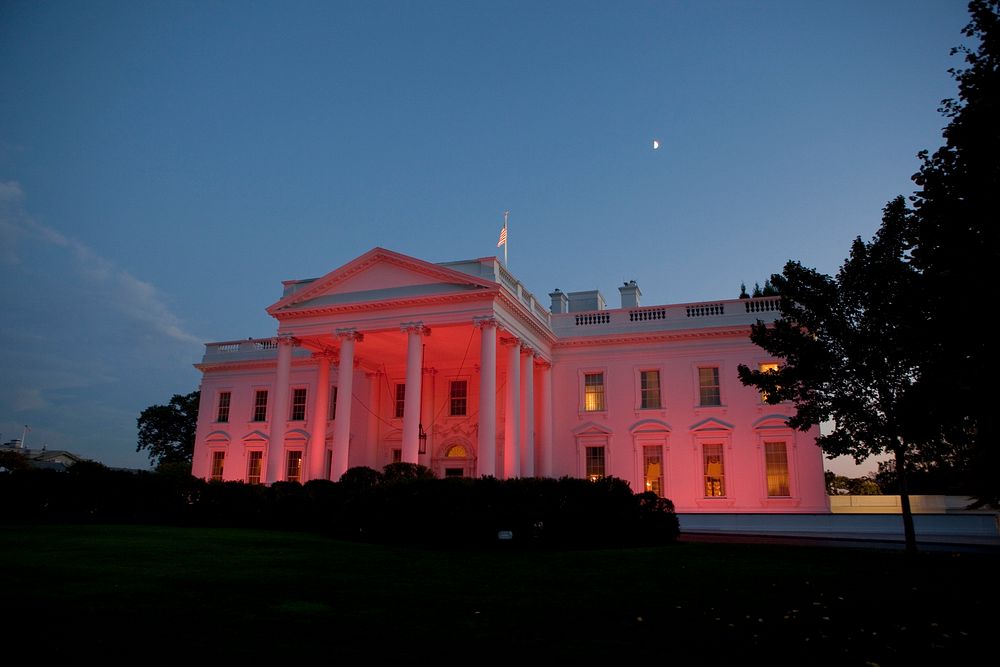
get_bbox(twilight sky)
[0,0,972,474]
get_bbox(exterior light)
[418,423,427,455]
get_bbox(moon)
[652,139,660,150]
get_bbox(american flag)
[497,225,507,247]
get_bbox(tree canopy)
[910,0,999,505]
[738,197,927,551]
[136,391,200,467]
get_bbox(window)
[290,388,307,421]
[247,451,263,485]
[449,380,468,416]
[759,363,780,403]
[210,451,225,482]
[216,392,231,423]
[327,386,338,420]
[703,444,725,497]
[640,370,661,409]
[286,450,303,482]
[584,373,605,412]
[391,448,402,464]
[643,445,663,496]
[394,384,406,419]
[585,446,606,481]
[765,441,790,497]
[698,367,721,406]
[252,390,268,422]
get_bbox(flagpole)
[503,210,509,266]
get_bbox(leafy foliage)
[136,391,200,466]
[738,197,926,550]
[910,0,1000,505]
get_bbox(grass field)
[1,524,994,664]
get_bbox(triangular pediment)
[267,247,497,315]
[689,417,734,432]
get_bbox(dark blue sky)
[0,0,971,471]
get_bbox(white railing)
[553,297,783,337]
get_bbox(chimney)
[619,280,641,308]
[549,289,569,314]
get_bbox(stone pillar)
[331,329,362,482]
[476,317,497,477]
[401,322,429,464]
[366,370,381,470]
[503,336,521,479]
[307,351,332,481]
[265,334,295,484]
[521,347,535,478]
[538,360,553,477]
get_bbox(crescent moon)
[652,139,660,150]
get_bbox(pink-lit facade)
[192,247,829,513]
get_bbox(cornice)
[194,356,322,373]
[271,289,499,320]
[552,325,751,349]
[495,290,558,347]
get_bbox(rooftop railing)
[552,297,782,337]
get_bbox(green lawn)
[1,524,994,664]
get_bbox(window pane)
[216,392,231,423]
[698,367,721,406]
[247,451,263,485]
[394,384,406,419]
[765,441,790,497]
[210,451,225,482]
[286,450,303,482]
[584,373,605,411]
[450,380,468,416]
[641,371,661,409]
[703,443,725,497]
[759,363,780,403]
[290,388,307,421]
[253,390,268,422]
[585,446,605,481]
[643,445,663,495]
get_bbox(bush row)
[0,462,679,547]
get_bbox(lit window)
[286,450,303,482]
[759,363,780,403]
[210,451,225,482]
[449,380,468,416]
[247,451,263,485]
[586,446,605,481]
[703,444,725,497]
[698,367,721,406]
[643,445,663,495]
[394,384,406,419]
[327,386,338,420]
[765,441,790,497]
[446,444,468,458]
[584,373,605,411]
[252,390,268,422]
[640,370,661,409]
[216,392,231,423]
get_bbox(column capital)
[400,321,430,336]
[423,366,438,376]
[500,335,521,348]
[276,333,298,347]
[311,349,338,361]
[473,315,498,329]
[520,344,536,357]
[335,328,364,343]
[534,357,552,370]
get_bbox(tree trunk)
[895,448,917,554]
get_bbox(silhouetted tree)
[910,0,999,506]
[136,391,200,467]
[738,198,927,552]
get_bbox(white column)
[266,335,295,484]
[401,322,428,464]
[366,371,381,470]
[307,352,331,481]
[521,347,535,477]
[331,329,361,482]
[503,336,521,479]
[539,360,553,477]
[476,317,497,477]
